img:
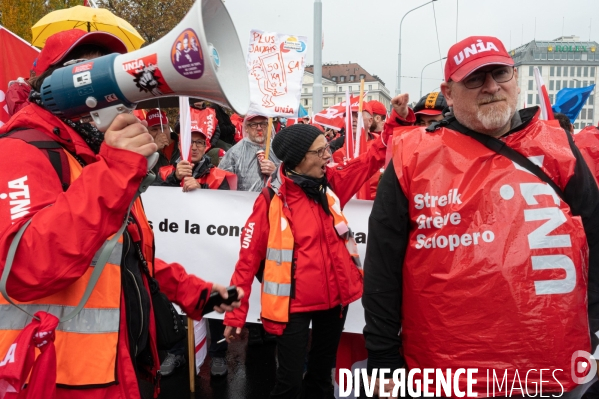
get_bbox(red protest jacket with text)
[392,110,591,395]
[0,103,213,399]
[224,136,387,335]
[574,126,599,183]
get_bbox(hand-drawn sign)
[247,30,307,118]
[171,29,204,79]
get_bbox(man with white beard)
[363,36,599,398]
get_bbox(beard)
[476,95,516,132]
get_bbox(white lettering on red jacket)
[0,343,16,367]
[242,222,255,249]
[3,176,30,221]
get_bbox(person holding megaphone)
[0,29,242,399]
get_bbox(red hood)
[5,82,30,117]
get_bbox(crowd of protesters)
[2,26,599,399]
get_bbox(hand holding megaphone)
[104,114,158,164]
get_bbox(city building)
[302,63,392,116]
[511,35,598,129]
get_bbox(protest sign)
[141,187,372,333]
[246,30,307,118]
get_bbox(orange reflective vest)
[0,150,154,388]
[261,187,362,323]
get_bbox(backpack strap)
[255,187,275,283]
[0,128,71,191]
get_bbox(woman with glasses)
[223,124,391,398]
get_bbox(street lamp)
[396,0,438,96]
[420,57,447,98]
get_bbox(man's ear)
[440,81,454,106]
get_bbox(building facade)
[511,36,598,129]
[301,63,392,116]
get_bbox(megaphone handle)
[90,103,159,172]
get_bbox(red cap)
[32,29,127,76]
[146,109,168,127]
[351,101,373,115]
[218,149,226,157]
[368,100,387,116]
[444,36,514,82]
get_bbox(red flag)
[0,27,39,127]
[190,107,217,149]
[313,95,361,130]
[534,67,554,120]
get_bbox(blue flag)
[552,84,595,123]
[298,104,308,118]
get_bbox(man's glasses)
[306,144,331,158]
[191,140,206,148]
[247,122,269,129]
[461,66,515,89]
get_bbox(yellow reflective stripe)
[0,304,119,333]
[263,281,291,297]
[266,248,293,265]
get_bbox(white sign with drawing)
[246,30,307,118]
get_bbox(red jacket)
[574,125,599,183]
[0,103,213,399]
[224,135,387,335]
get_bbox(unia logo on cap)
[453,39,501,66]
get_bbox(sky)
[222,0,598,103]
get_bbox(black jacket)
[159,155,229,190]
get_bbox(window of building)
[348,86,352,92]
[591,68,596,77]
[340,76,346,82]
[563,67,568,77]
[582,53,588,61]
[584,67,589,77]
[549,80,554,90]
[368,84,372,90]
[303,88,307,93]
[331,76,337,82]
[575,53,581,61]
[549,94,554,103]
[584,81,588,87]
[577,81,581,88]
[557,67,562,77]
[571,67,575,76]
[304,99,308,106]
[590,94,595,105]
[360,74,366,80]
[548,53,554,60]
[550,67,555,77]
[574,122,580,129]
[536,94,540,105]
[589,109,594,119]
[577,67,582,77]
[541,53,547,60]
[367,95,372,101]
[564,80,568,88]
[529,66,534,76]
[324,87,328,92]
[350,75,356,82]
[324,98,329,105]
[527,94,533,105]
[538,66,542,74]
[581,109,587,119]
[534,53,541,61]
[568,53,574,60]
[528,80,533,90]
[556,81,561,90]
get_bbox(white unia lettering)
[8,176,30,221]
[241,222,255,249]
[0,343,16,367]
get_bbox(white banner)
[246,30,307,118]
[142,187,372,334]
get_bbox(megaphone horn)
[40,0,249,131]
